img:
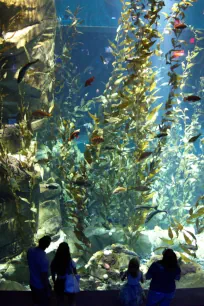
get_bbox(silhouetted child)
[146,248,181,306]
[120,257,145,306]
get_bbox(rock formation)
[0,0,60,261]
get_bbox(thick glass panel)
[0,0,203,293]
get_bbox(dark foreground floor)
[0,289,204,306]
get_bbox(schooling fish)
[72,180,91,187]
[155,133,168,138]
[129,185,151,192]
[68,129,80,141]
[170,63,180,71]
[100,55,106,64]
[32,110,52,118]
[188,133,201,143]
[174,20,187,30]
[145,209,167,223]
[102,145,116,151]
[85,76,95,87]
[138,151,152,162]
[180,243,198,251]
[159,124,171,132]
[184,95,201,102]
[113,186,127,194]
[91,136,104,145]
[174,23,187,30]
[122,249,139,257]
[172,50,184,59]
[135,205,158,210]
[45,183,59,190]
[17,59,39,83]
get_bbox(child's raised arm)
[120,271,128,281]
[140,271,144,283]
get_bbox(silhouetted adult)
[51,242,77,306]
[27,235,52,306]
[146,248,181,306]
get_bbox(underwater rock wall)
[0,0,56,121]
[0,0,57,260]
[37,183,62,238]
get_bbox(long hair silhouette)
[52,242,72,275]
[128,257,140,278]
[161,249,179,271]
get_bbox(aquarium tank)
[0,0,204,292]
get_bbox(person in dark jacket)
[146,248,181,306]
[27,235,52,306]
[51,242,77,306]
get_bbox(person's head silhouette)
[38,235,51,250]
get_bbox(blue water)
[55,0,204,152]
[55,0,121,26]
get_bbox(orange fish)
[172,50,184,58]
[174,23,187,30]
[85,76,95,87]
[32,110,52,117]
[174,19,187,30]
[91,136,104,145]
[68,129,80,141]
[144,14,151,19]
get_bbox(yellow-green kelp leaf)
[105,117,122,124]
[19,197,30,204]
[186,207,204,221]
[185,230,197,242]
[159,238,174,245]
[147,103,163,121]
[183,232,192,245]
[189,207,193,215]
[186,63,195,70]
[137,151,152,162]
[84,147,93,164]
[113,187,127,194]
[153,246,167,252]
[179,252,192,263]
[168,227,174,239]
[114,76,126,86]
[140,141,149,151]
[149,81,157,92]
[144,192,155,201]
[179,244,196,258]
[88,112,99,123]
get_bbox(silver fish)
[145,210,167,223]
[122,250,139,257]
[136,205,158,211]
[180,244,198,251]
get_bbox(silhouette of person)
[146,248,181,306]
[120,257,145,306]
[51,242,77,306]
[27,236,52,306]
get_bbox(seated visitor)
[145,248,181,306]
[120,257,145,306]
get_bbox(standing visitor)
[146,248,181,306]
[51,242,79,306]
[120,257,145,306]
[27,235,52,306]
